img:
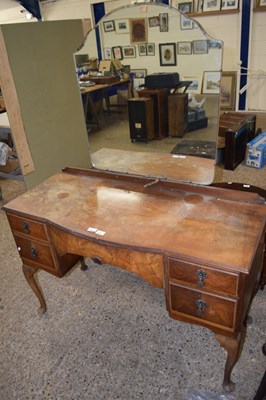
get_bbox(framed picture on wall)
[220,71,237,110]
[131,69,147,78]
[256,0,266,8]
[198,0,204,11]
[138,44,147,56]
[180,15,194,30]
[148,16,160,27]
[178,2,194,13]
[221,0,239,10]
[122,45,136,59]
[177,41,192,54]
[202,71,221,94]
[130,18,147,44]
[159,43,177,66]
[183,77,202,94]
[112,46,123,60]
[103,47,112,60]
[115,19,130,34]
[146,43,155,56]
[103,20,115,32]
[192,40,208,54]
[159,13,168,32]
[203,0,221,12]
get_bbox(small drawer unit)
[7,213,58,274]
[165,257,239,331]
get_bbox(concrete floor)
[0,107,266,400]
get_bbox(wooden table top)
[80,78,130,95]
[92,148,215,185]
[4,168,266,274]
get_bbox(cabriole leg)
[22,264,47,315]
[216,330,246,393]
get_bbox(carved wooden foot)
[22,264,47,315]
[216,329,246,393]
[80,258,88,271]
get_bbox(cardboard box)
[98,60,114,74]
[245,131,266,169]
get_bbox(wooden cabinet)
[128,98,155,142]
[168,93,188,137]
[137,88,169,139]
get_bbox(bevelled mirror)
[75,2,223,185]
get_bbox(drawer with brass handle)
[7,214,48,242]
[169,283,237,329]
[14,234,56,270]
[168,258,238,297]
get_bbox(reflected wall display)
[75,2,223,185]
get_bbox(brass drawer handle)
[195,269,208,287]
[22,221,30,234]
[196,299,207,316]
[30,246,38,260]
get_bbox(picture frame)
[130,18,147,44]
[208,39,222,50]
[146,43,155,56]
[178,2,193,13]
[159,13,168,32]
[180,14,194,30]
[221,0,239,10]
[103,20,115,32]
[159,43,177,66]
[103,47,112,60]
[112,46,123,60]
[115,19,130,34]
[122,45,136,59]
[177,41,192,54]
[131,69,147,78]
[256,0,266,8]
[138,44,147,56]
[198,0,204,11]
[203,0,221,12]
[148,16,160,27]
[202,71,221,94]
[133,78,145,90]
[183,77,202,94]
[193,40,208,54]
[220,71,237,110]
[171,0,194,10]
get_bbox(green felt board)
[1,20,91,189]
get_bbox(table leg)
[216,329,246,393]
[22,264,46,315]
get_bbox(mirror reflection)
[74,2,223,185]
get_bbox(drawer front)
[14,235,55,269]
[170,284,236,328]
[168,258,238,296]
[7,214,48,242]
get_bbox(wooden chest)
[219,112,256,170]
[168,93,188,137]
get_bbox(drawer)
[14,234,56,269]
[7,214,48,242]
[168,258,238,296]
[170,283,236,329]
